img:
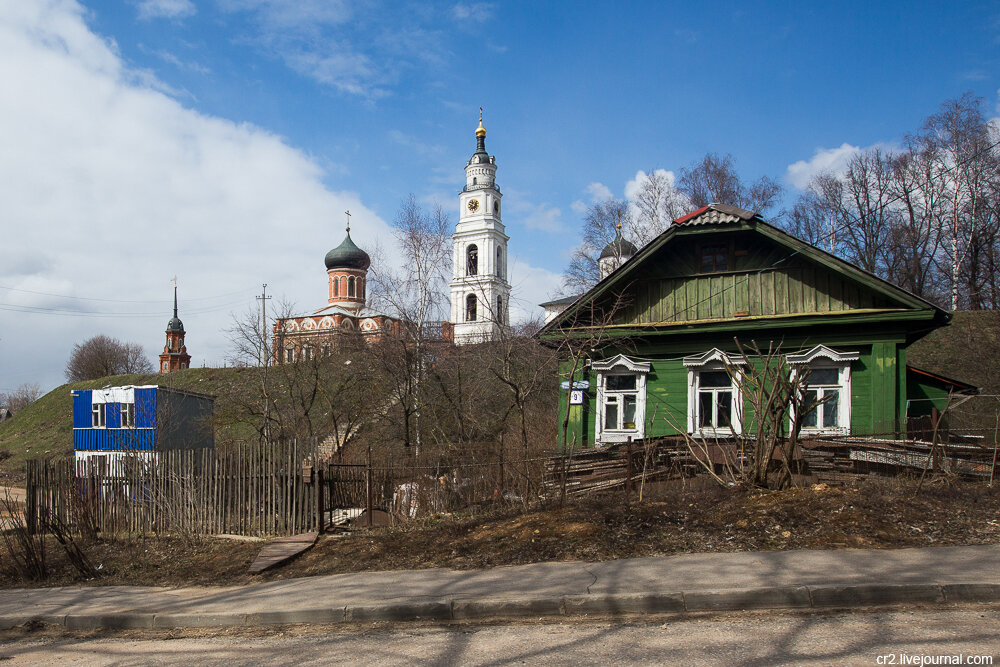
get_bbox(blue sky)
[1,0,998,393]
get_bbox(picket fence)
[24,440,322,538]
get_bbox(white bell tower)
[450,110,511,345]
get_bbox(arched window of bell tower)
[333,278,339,297]
[496,246,504,278]
[348,276,356,297]
[467,245,478,276]
[466,294,477,322]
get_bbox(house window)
[303,346,314,361]
[700,245,729,272]
[801,369,840,429]
[684,349,746,436]
[466,294,477,321]
[285,347,295,363]
[467,245,478,276]
[696,371,734,430]
[593,354,651,443]
[786,345,859,434]
[121,402,135,428]
[92,403,106,428]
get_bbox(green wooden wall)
[612,233,898,326]
[558,334,909,450]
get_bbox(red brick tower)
[159,283,191,373]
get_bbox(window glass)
[700,370,731,388]
[622,395,637,428]
[606,375,637,391]
[809,368,839,385]
[716,391,732,426]
[92,403,105,428]
[698,392,714,427]
[604,401,619,431]
[802,389,818,428]
[700,245,729,272]
[823,390,840,428]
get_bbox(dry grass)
[3,477,999,589]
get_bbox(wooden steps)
[248,532,318,574]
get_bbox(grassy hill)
[0,366,261,483]
[908,310,1000,393]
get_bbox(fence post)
[366,445,373,528]
[315,466,324,533]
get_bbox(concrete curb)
[1,582,998,631]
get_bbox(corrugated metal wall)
[73,428,155,451]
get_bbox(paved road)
[2,608,998,666]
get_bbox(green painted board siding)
[611,234,899,327]
[559,336,913,449]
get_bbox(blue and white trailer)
[71,385,214,465]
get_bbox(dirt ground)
[2,478,999,589]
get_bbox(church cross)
[345,210,352,232]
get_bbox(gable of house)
[543,204,946,339]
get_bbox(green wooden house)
[539,204,975,449]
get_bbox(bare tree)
[65,335,154,381]
[564,198,631,293]
[0,383,42,414]
[367,194,453,454]
[916,93,998,310]
[677,153,783,218]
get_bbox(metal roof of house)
[673,203,758,226]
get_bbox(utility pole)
[256,283,273,444]
[256,284,271,366]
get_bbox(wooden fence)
[25,440,321,538]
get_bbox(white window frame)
[684,349,747,437]
[593,354,651,444]
[92,402,106,429]
[786,345,858,435]
[121,402,135,429]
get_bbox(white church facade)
[449,113,512,345]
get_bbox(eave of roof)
[907,365,981,394]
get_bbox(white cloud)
[507,257,564,324]
[585,182,613,202]
[452,3,494,22]
[217,1,449,100]
[624,168,676,200]
[785,143,862,190]
[0,0,394,391]
[135,0,196,20]
[570,200,588,214]
[521,203,565,233]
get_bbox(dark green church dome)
[325,231,371,271]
